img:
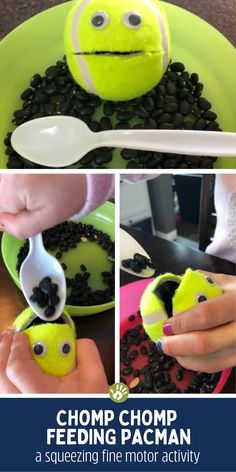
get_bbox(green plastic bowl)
[1,201,115,316]
[0,1,235,168]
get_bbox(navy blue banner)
[0,398,235,472]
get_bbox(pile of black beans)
[4,59,219,169]
[122,253,156,274]
[30,277,60,318]
[17,221,115,307]
[120,311,221,394]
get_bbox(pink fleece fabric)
[72,174,115,219]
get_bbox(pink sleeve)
[72,174,115,219]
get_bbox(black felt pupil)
[129,14,141,26]
[33,344,44,355]
[62,343,71,354]
[198,295,207,303]
[92,15,104,27]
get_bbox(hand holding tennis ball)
[0,312,108,393]
[140,268,223,342]
[65,0,170,100]
[13,308,77,377]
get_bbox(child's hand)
[0,330,108,394]
[159,272,236,373]
[0,175,87,239]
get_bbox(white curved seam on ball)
[142,311,168,325]
[148,0,169,72]
[71,0,97,95]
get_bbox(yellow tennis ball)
[13,308,76,377]
[140,268,223,342]
[65,0,171,101]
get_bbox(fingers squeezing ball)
[65,0,170,100]
[13,308,76,376]
[140,269,223,342]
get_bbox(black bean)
[95,151,113,165]
[194,118,206,130]
[190,73,199,84]
[145,118,157,129]
[176,369,184,381]
[121,149,138,160]
[35,91,48,104]
[184,120,193,130]
[100,117,112,130]
[201,159,214,169]
[179,101,191,115]
[117,110,133,121]
[56,251,62,260]
[116,121,130,129]
[21,88,33,100]
[202,111,217,121]
[128,315,136,322]
[80,264,87,272]
[61,263,67,271]
[122,367,133,376]
[39,277,52,294]
[206,121,220,131]
[139,346,147,356]
[155,383,176,393]
[143,96,155,111]
[164,102,178,113]
[103,101,114,116]
[89,121,100,132]
[133,369,141,377]
[172,113,184,127]
[44,306,56,317]
[158,113,171,124]
[198,97,211,111]
[49,295,60,306]
[45,66,58,80]
[30,74,42,88]
[135,106,149,118]
[166,81,176,95]
[170,62,185,72]
[155,95,165,109]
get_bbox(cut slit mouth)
[74,50,143,56]
[16,313,68,332]
[153,280,180,318]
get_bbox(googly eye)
[205,276,214,285]
[196,293,208,304]
[60,341,72,356]
[91,11,109,29]
[33,341,47,357]
[123,11,142,29]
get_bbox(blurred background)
[120,174,216,252]
[0,0,235,45]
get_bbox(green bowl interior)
[1,201,115,316]
[0,1,235,168]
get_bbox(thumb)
[0,210,44,239]
[6,332,55,393]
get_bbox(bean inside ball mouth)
[153,279,180,318]
[16,313,71,332]
[74,50,144,57]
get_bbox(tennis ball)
[65,0,170,101]
[13,308,76,377]
[140,268,222,342]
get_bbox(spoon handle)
[98,130,236,157]
[29,233,43,254]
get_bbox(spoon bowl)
[11,116,236,168]
[120,228,156,279]
[20,233,66,321]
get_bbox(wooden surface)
[120,226,236,393]
[0,237,115,385]
[1,0,236,45]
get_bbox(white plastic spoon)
[11,116,236,168]
[120,228,156,278]
[20,233,66,321]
